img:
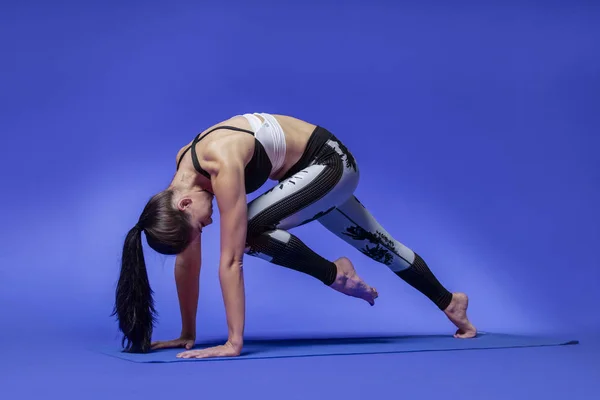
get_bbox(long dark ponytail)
[113,189,195,353]
[113,224,156,353]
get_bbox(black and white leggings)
[244,127,453,310]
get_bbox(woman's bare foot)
[443,292,477,338]
[329,257,378,305]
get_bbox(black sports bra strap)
[178,125,256,173]
[177,147,190,170]
[204,126,255,136]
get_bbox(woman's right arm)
[174,233,202,338]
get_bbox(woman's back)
[176,113,319,182]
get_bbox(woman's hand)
[151,335,196,351]
[176,341,241,359]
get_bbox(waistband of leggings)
[278,126,333,182]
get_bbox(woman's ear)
[177,197,193,211]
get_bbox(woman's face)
[177,188,214,232]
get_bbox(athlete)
[113,113,477,359]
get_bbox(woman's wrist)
[227,336,244,352]
[180,330,196,339]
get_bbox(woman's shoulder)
[174,115,257,169]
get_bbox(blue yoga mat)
[98,333,579,363]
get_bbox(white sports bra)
[239,113,287,176]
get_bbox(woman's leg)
[245,161,351,285]
[317,195,451,308]
[317,196,477,337]
[244,130,377,303]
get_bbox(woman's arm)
[151,234,202,352]
[210,159,248,354]
[172,135,252,359]
[174,234,202,338]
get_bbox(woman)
[113,113,477,358]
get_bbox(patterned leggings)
[244,127,453,310]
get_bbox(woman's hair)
[112,188,195,353]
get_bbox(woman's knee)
[246,217,272,240]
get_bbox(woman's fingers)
[151,340,183,350]
[150,341,168,350]
[150,338,196,351]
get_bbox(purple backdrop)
[1,0,598,347]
